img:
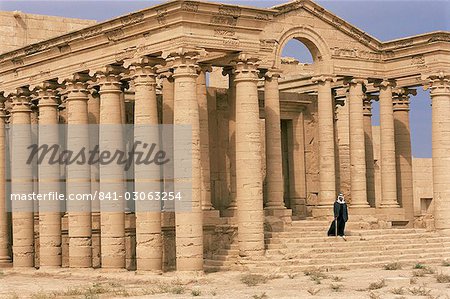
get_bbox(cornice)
[381,31,450,52]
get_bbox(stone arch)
[274,26,332,72]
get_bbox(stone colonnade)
[0,51,289,268]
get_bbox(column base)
[203,209,221,226]
[0,256,12,268]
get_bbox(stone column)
[35,82,62,267]
[165,49,203,270]
[426,72,450,234]
[10,88,34,267]
[363,96,376,207]
[64,74,92,268]
[289,108,307,217]
[225,67,237,212]
[161,71,175,212]
[0,95,11,266]
[128,57,162,271]
[233,54,264,257]
[393,88,416,222]
[197,66,213,210]
[88,89,100,214]
[347,78,369,207]
[377,80,399,207]
[264,70,285,211]
[94,66,126,268]
[312,76,336,206]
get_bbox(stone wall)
[412,158,433,216]
[0,11,95,54]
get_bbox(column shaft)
[264,72,285,210]
[393,90,414,222]
[0,97,11,265]
[66,78,92,268]
[162,74,174,212]
[315,77,336,206]
[197,68,213,210]
[234,56,264,256]
[97,68,126,268]
[37,84,62,267]
[348,80,369,207]
[170,50,203,270]
[10,90,34,267]
[131,62,162,271]
[363,98,376,207]
[227,70,237,210]
[379,81,399,207]
[429,73,450,233]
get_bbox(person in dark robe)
[327,193,348,239]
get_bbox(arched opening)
[279,38,318,77]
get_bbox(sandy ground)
[0,263,449,299]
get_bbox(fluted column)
[313,76,336,206]
[34,82,62,267]
[165,49,203,270]
[63,74,92,268]
[264,70,285,210]
[128,57,162,271]
[347,78,369,207]
[393,88,416,222]
[94,66,126,268]
[197,65,213,210]
[0,95,11,266]
[10,88,34,267]
[233,54,264,257]
[377,80,399,207]
[363,96,376,207]
[426,72,450,234]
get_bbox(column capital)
[311,74,337,84]
[393,88,416,112]
[90,65,124,93]
[0,93,7,120]
[162,47,205,78]
[31,81,60,108]
[343,77,368,86]
[422,71,450,95]
[10,87,32,113]
[363,95,373,116]
[126,57,161,87]
[373,79,396,89]
[261,68,282,80]
[231,53,260,82]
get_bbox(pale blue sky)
[0,0,448,157]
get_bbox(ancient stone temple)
[0,0,449,272]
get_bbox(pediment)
[270,0,382,52]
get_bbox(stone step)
[0,261,13,268]
[245,257,447,274]
[266,241,450,255]
[266,229,433,239]
[246,251,450,267]
[217,249,239,256]
[348,229,428,235]
[265,237,450,249]
[211,254,239,262]
[265,246,448,260]
[266,233,446,244]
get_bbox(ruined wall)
[0,11,96,54]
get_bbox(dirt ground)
[0,262,449,299]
